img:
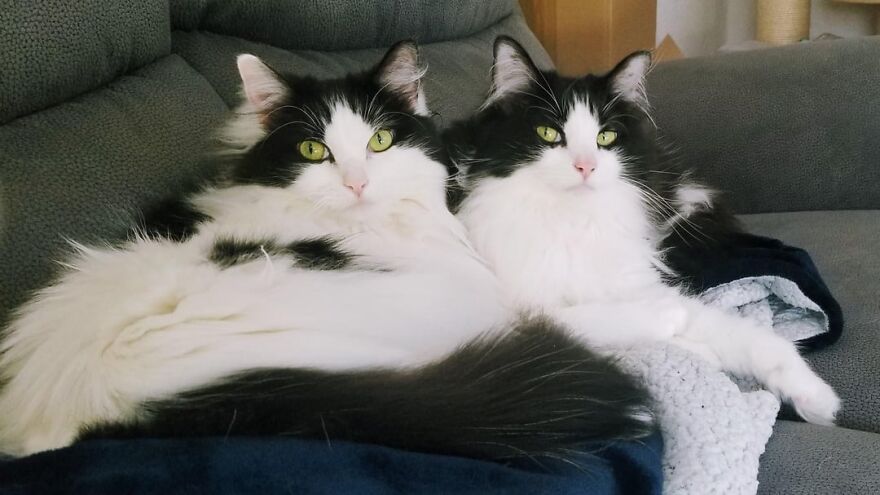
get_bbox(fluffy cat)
[0,42,652,460]
[450,37,840,425]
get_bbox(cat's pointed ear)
[237,54,289,113]
[485,36,540,106]
[375,40,429,116]
[608,51,652,105]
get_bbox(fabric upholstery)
[758,421,880,494]
[170,9,552,122]
[2,0,879,491]
[0,0,171,124]
[648,36,880,214]
[649,39,880,493]
[171,0,515,51]
[740,210,880,434]
[0,55,228,324]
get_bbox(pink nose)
[574,159,596,180]
[345,179,368,197]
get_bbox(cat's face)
[224,42,450,213]
[452,37,655,199]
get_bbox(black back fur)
[83,318,653,466]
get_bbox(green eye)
[369,129,394,152]
[536,126,561,143]
[597,130,618,147]
[299,140,328,161]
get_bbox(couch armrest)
[647,37,880,214]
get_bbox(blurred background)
[520,0,878,74]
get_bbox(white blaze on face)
[287,102,363,210]
[517,97,626,192]
[290,101,449,214]
[562,98,601,166]
[323,103,374,197]
[561,100,603,182]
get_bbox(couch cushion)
[0,0,171,124]
[0,55,227,324]
[649,37,880,214]
[170,8,552,123]
[740,210,880,433]
[171,0,516,51]
[758,421,880,495]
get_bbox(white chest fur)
[458,174,664,309]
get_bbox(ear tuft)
[237,54,289,112]
[609,51,652,105]
[485,36,540,107]
[375,41,429,116]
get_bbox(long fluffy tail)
[82,318,654,463]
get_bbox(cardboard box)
[520,0,657,75]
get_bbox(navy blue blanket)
[665,232,843,350]
[0,435,663,494]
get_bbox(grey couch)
[648,39,880,494]
[0,1,877,493]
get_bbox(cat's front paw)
[787,375,841,426]
[766,360,841,425]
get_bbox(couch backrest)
[648,36,880,214]
[0,0,172,124]
[0,0,551,324]
[170,0,517,51]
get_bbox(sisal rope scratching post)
[757,0,812,45]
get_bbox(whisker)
[620,175,711,245]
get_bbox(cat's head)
[223,41,451,213]
[452,36,665,203]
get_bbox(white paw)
[786,375,841,426]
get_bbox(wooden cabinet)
[520,0,657,75]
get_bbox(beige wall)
[657,0,874,57]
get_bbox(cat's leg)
[672,295,840,425]
[552,297,688,350]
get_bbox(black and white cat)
[0,42,652,460]
[450,37,840,425]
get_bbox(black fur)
[231,42,454,188]
[131,151,226,242]
[209,238,268,268]
[445,39,667,206]
[139,196,211,242]
[209,237,353,270]
[659,205,745,287]
[82,318,654,465]
[286,238,353,270]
